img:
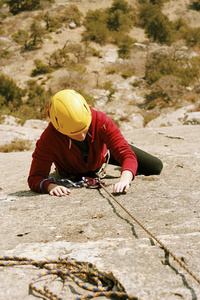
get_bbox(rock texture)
[0,123,200,300]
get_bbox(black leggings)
[109,144,163,176]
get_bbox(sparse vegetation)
[121,70,134,79]
[102,81,117,99]
[146,47,200,87]
[25,80,52,118]
[89,47,102,57]
[139,3,176,45]
[118,35,136,59]
[0,138,32,152]
[31,59,54,76]
[107,68,117,75]
[61,5,83,26]
[6,0,55,15]
[0,0,200,125]
[0,74,25,109]
[49,48,70,68]
[82,0,136,46]
[106,0,135,33]
[82,9,109,45]
[76,90,96,106]
[40,5,82,32]
[55,70,88,92]
[0,73,52,122]
[12,21,45,50]
[191,0,200,10]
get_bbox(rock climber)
[28,89,163,196]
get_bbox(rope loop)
[0,256,140,300]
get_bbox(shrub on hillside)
[55,71,87,92]
[76,90,95,106]
[146,49,200,86]
[40,5,82,32]
[64,42,87,63]
[181,26,200,47]
[118,35,135,59]
[149,0,169,6]
[41,11,62,32]
[31,59,54,76]
[102,81,117,99]
[106,0,135,33]
[26,80,52,110]
[177,56,200,86]
[29,21,45,48]
[142,71,198,111]
[12,29,30,50]
[82,0,135,46]
[89,47,102,57]
[61,5,83,26]
[148,75,185,106]
[82,9,109,45]
[6,0,55,15]
[0,44,13,59]
[121,70,134,79]
[0,0,11,21]
[191,0,200,10]
[139,3,161,28]
[139,3,176,45]
[146,13,176,44]
[0,73,25,109]
[12,21,45,50]
[49,48,70,68]
[4,80,53,122]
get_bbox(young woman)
[28,89,163,196]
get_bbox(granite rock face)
[0,125,200,300]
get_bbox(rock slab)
[0,125,200,299]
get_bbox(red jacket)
[28,107,138,193]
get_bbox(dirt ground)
[0,125,200,299]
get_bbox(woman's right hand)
[47,183,71,196]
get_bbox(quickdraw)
[0,256,140,300]
[55,177,106,189]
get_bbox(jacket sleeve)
[28,127,57,193]
[99,113,138,178]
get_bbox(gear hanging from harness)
[53,150,110,188]
[55,177,107,189]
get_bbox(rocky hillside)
[0,0,200,130]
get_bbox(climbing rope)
[0,256,140,300]
[98,180,200,285]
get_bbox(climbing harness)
[97,178,200,286]
[0,256,140,300]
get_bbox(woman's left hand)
[113,181,130,193]
[113,170,133,194]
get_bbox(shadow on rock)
[8,190,38,198]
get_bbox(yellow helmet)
[49,90,92,136]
